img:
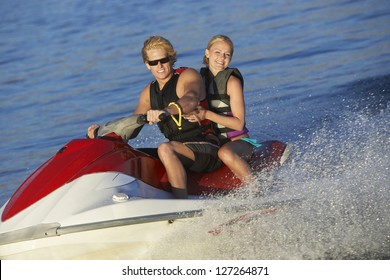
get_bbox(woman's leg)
[218,140,255,184]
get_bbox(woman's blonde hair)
[141,35,177,65]
[203,34,234,66]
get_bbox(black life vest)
[149,68,205,142]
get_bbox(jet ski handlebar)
[136,113,168,124]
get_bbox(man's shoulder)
[140,83,151,98]
[177,67,201,78]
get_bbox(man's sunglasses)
[147,56,170,66]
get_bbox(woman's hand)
[184,105,207,123]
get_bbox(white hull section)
[0,172,207,259]
[0,217,197,260]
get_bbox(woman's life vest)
[200,67,249,142]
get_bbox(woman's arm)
[186,75,246,131]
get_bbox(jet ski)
[0,115,290,259]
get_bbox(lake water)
[0,0,389,259]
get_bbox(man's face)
[145,48,173,81]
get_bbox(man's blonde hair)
[142,35,177,65]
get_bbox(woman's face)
[205,40,232,75]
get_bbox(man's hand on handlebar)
[87,124,100,139]
[146,110,167,125]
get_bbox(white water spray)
[149,111,390,259]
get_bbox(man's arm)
[166,68,205,115]
[133,84,152,114]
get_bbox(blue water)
[0,0,389,259]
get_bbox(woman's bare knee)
[218,146,235,165]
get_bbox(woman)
[186,35,259,186]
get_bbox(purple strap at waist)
[226,127,249,139]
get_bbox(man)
[88,36,221,198]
